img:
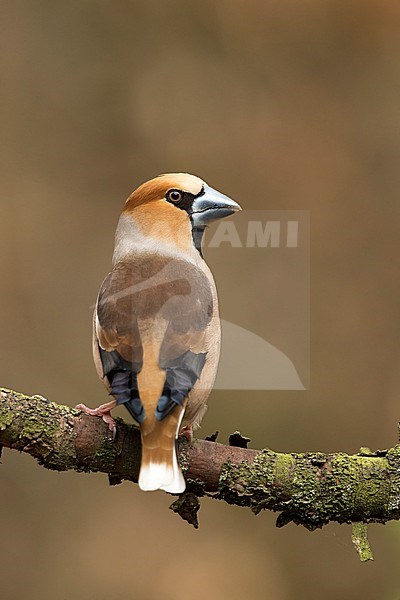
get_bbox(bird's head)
[121,173,241,256]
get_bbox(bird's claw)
[102,413,117,441]
[180,425,193,442]
[75,403,117,440]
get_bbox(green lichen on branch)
[1,386,400,551]
[352,522,374,561]
[217,448,397,530]
[0,388,77,470]
[0,388,139,477]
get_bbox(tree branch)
[1,387,400,547]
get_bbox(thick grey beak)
[191,183,241,226]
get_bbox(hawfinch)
[77,173,241,493]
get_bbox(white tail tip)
[138,450,186,494]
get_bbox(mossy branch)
[1,387,399,555]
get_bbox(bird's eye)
[167,190,182,203]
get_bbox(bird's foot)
[180,424,193,443]
[76,401,117,440]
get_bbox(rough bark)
[1,387,399,558]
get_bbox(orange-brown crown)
[124,173,204,213]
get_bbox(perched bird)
[77,173,241,493]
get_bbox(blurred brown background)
[1,1,400,599]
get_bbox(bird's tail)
[138,406,185,493]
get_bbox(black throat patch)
[191,225,206,257]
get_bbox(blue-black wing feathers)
[155,350,207,420]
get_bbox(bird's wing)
[95,254,214,423]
